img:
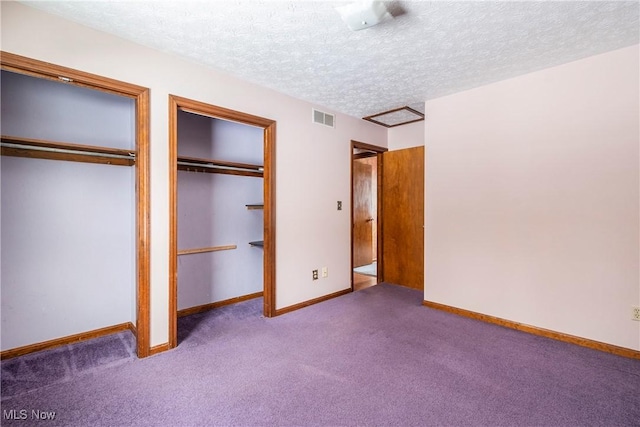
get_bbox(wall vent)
[312,109,335,128]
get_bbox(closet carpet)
[1,330,136,400]
[2,284,639,426]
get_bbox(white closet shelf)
[1,135,136,166]
[177,155,263,178]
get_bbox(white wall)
[1,70,135,149]
[1,71,135,350]
[1,2,387,348]
[387,120,425,151]
[424,45,639,350]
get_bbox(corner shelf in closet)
[246,203,264,248]
[177,155,263,178]
[1,135,136,166]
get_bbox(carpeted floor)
[2,330,137,400]
[2,283,639,426]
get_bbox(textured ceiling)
[21,1,639,119]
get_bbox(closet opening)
[0,52,150,358]
[168,96,276,349]
[351,140,387,291]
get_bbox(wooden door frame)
[168,95,276,349]
[351,140,387,288]
[0,52,152,358]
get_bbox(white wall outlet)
[632,306,640,321]
[321,267,328,278]
[312,270,318,280]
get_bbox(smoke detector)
[336,1,393,31]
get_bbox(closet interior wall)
[0,70,136,351]
[177,111,264,310]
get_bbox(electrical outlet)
[312,270,318,280]
[321,267,328,278]
[337,201,342,210]
[632,306,640,321]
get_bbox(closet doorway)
[351,141,387,291]
[0,52,151,358]
[168,96,276,349]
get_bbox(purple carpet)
[2,283,639,426]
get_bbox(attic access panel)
[363,106,424,128]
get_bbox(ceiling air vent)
[312,109,335,128]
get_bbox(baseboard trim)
[149,343,171,356]
[275,289,352,316]
[129,322,138,338]
[422,300,640,360]
[177,291,264,318]
[0,322,136,360]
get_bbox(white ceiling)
[21,1,639,119]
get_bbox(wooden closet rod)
[177,245,237,256]
[1,135,135,166]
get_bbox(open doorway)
[168,95,276,350]
[351,141,387,291]
[0,52,151,358]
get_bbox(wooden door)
[382,146,424,290]
[353,160,373,267]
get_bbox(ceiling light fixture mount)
[336,1,393,31]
